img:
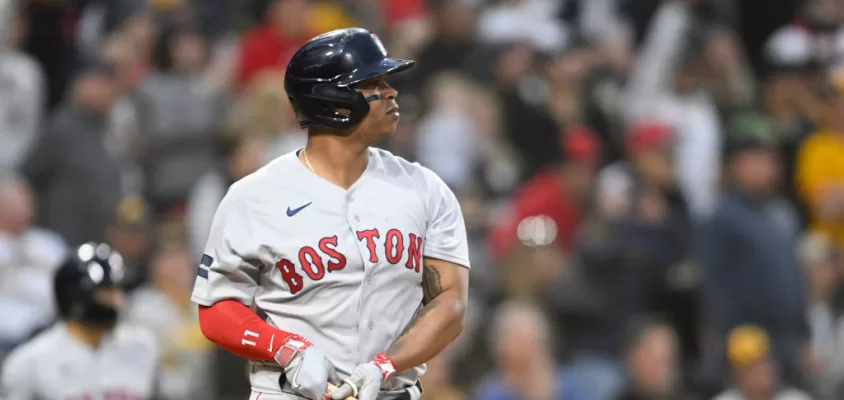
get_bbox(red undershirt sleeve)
[198,300,293,361]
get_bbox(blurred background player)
[0,242,160,399]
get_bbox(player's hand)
[330,354,396,400]
[274,335,339,400]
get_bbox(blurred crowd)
[5,0,844,399]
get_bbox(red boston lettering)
[298,247,326,281]
[319,236,347,272]
[385,229,405,264]
[405,233,423,273]
[356,229,381,263]
[276,259,304,294]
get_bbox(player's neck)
[302,135,370,189]
[65,321,109,349]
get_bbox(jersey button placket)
[345,190,371,274]
[345,192,359,225]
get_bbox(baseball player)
[192,27,470,400]
[0,242,160,399]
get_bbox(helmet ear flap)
[297,84,371,130]
[288,96,311,128]
[288,96,301,115]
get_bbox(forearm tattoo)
[421,263,445,305]
[388,264,446,355]
[388,296,441,356]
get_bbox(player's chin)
[380,119,399,136]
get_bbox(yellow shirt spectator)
[309,1,359,35]
[796,129,844,246]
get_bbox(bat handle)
[326,383,356,400]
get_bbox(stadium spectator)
[796,72,844,247]
[139,25,225,216]
[798,233,844,397]
[402,0,480,98]
[235,0,311,88]
[569,119,691,399]
[228,71,306,163]
[106,195,154,292]
[624,0,722,219]
[713,325,813,400]
[491,125,600,261]
[613,318,692,400]
[0,173,65,358]
[473,300,588,400]
[702,113,809,388]
[20,57,122,247]
[0,0,44,172]
[124,241,213,400]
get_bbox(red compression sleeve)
[198,300,293,361]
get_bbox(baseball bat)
[327,383,356,400]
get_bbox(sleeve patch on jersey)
[198,254,213,279]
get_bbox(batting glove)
[275,334,339,400]
[329,354,397,400]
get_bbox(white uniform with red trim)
[191,148,470,397]
[0,323,159,400]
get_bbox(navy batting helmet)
[54,242,126,327]
[284,27,415,130]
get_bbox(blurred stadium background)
[5,0,844,399]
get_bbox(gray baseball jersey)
[0,323,160,400]
[191,147,470,395]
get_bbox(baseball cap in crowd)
[763,26,814,75]
[561,125,600,163]
[625,120,673,155]
[727,325,771,368]
[158,219,188,247]
[724,112,780,157]
[112,195,152,231]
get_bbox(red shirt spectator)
[490,127,600,260]
[383,0,427,28]
[236,0,361,89]
[236,0,315,89]
[236,25,304,89]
